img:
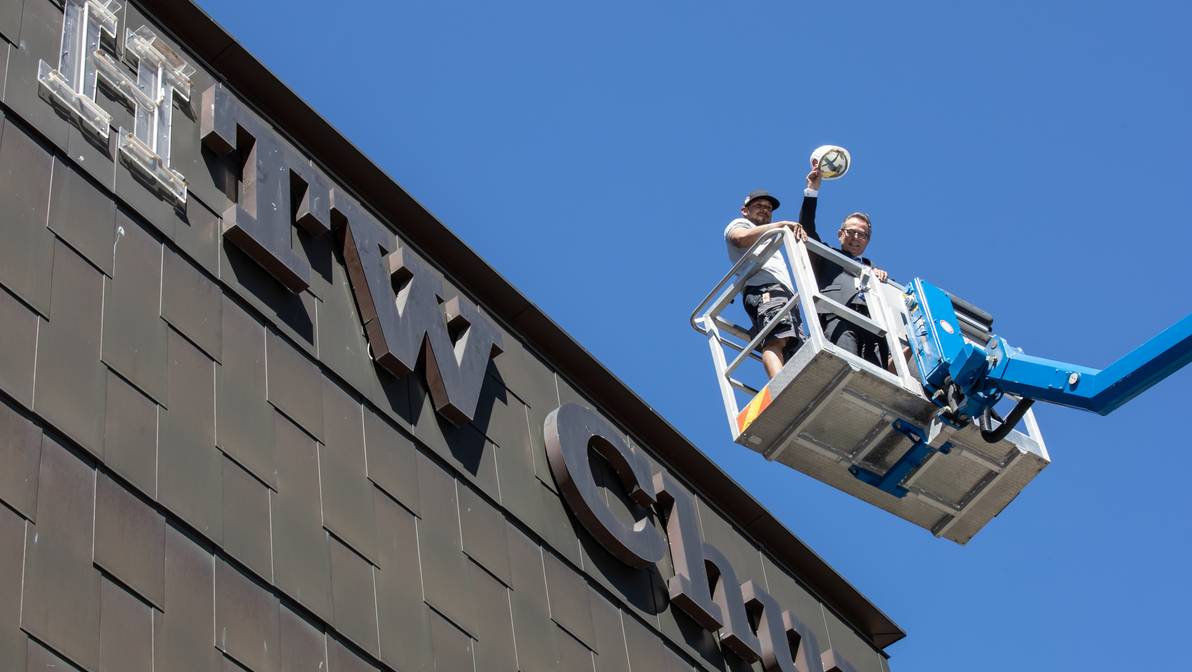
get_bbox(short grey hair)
[841,211,872,232]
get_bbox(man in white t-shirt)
[724,189,807,378]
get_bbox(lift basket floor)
[736,342,1050,544]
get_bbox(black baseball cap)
[743,189,780,209]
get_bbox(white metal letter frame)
[38,0,194,203]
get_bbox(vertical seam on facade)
[371,564,381,662]
[150,594,156,672]
[470,628,479,672]
[30,318,41,409]
[538,546,551,621]
[17,520,28,629]
[453,479,464,552]
[267,490,275,583]
[211,552,217,650]
[506,587,520,671]
[153,404,160,498]
[521,404,536,475]
[98,275,107,372]
[359,403,368,477]
[819,603,832,649]
[1,42,10,100]
[90,468,98,563]
[262,327,269,402]
[313,296,320,360]
[759,551,770,591]
[157,242,164,315]
[33,157,57,412]
[618,610,632,672]
[210,364,217,479]
[314,443,326,526]
[492,445,503,505]
[45,155,55,228]
[413,517,426,602]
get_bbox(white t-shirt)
[723,218,794,290]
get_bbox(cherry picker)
[691,228,1192,543]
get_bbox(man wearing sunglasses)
[793,164,891,368]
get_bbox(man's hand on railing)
[774,220,807,242]
[873,268,889,283]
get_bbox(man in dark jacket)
[793,163,891,368]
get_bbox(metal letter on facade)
[819,650,855,672]
[741,581,798,672]
[784,610,835,672]
[201,83,332,293]
[653,470,723,631]
[37,0,119,138]
[39,0,194,203]
[543,403,667,568]
[97,26,194,203]
[701,543,763,663]
[336,189,502,425]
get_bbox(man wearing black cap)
[724,189,807,378]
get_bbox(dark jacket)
[799,195,873,314]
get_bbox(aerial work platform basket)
[691,230,1049,543]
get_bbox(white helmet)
[810,145,851,180]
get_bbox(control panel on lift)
[692,229,1192,543]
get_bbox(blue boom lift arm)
[904,277,1192,438]
[851,278,1191,500]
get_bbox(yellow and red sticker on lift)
[736,386,773,434]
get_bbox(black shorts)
[743,283,802,347]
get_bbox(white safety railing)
[691,227,922,439]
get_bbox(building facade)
[0,1,903,670]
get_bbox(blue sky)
[193,1,1192,669]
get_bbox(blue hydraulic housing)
[904,279,1002,420]
[904,278,1192,419]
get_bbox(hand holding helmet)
[810,145,851,180]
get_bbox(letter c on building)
[544,403,667,568]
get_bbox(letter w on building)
[336,191,503,426]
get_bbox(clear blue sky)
[193,1,1192,669]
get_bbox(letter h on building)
[37,0,194,204]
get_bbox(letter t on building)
[201,83,333,293]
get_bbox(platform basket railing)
[692,228,915,436]
[691,227,1043,448]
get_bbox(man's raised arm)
[800,164,822,243]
